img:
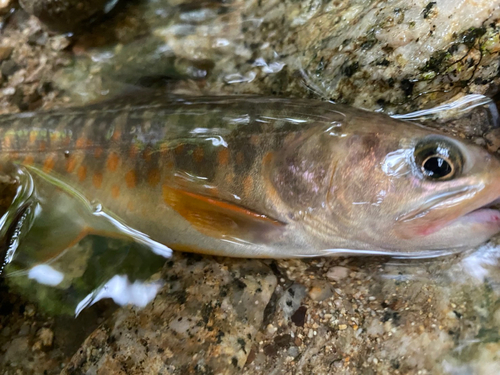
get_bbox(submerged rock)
[19,0,120,33]
[58,248,500,375]
[62,255,277,374]
[1,1,500,375]
[50,0,500,113]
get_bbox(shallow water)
[1,0,500,374]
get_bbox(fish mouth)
[460,198,500,224]
[398,185,482,223]
[397,185,500,238]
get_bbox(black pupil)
[423,156,452,178]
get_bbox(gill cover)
[269,126,337,211]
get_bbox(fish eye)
[414,137,463,180]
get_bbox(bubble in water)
[90,200,103,213]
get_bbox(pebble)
[1,60,19,77]
[338,324,347,330]
[19,0,120,33]
[266,324,277,335]
[308,281,333,302]
[38,328,54,347]
[0,46,13,62]
[291,306,307,327]
[0,0,10,10]
[24,305,36,318]
[287,346,299,358]
[49,36,71,52]
[27,30,48,46]
[326,266,349,281]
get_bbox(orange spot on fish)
[225,172,234,185]
[92,172,103,189]
[94,147,103,159]
[262,152,274,165]
[111,185,120,199]
[243,175,254,198]
[66,156,77,173]
[236,151,244,165]
[111,130,121,141]
[39,140,47,152]
[147,169,161,187]
[29,132,37,144]
[76,137,87,148]
[106,152,120,171]
[125,170,137,189]
[193,147,204,163]
[43,155,55,173]
[77,165,87,182]
[23,155,34,165]
[175,144,184,155]
[217,148,229,166]
[129,144,138,158]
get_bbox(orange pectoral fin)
[162,185,285,243]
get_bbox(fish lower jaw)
[462,207,500,226]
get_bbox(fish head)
[269,109,500,256]
[379,131,500,252]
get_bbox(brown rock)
[291,305,307,327]
[38,327,54,348]
[308,281,334,301]
[19,0,120,33]
[0,46,13,62]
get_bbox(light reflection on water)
[75,274,163,316]
[375,239,500,374]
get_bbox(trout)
[0,94,500,271]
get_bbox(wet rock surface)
[62,255,277,374]
[19,0,120,33]
[44,248,500,375]
[34,0,500,113]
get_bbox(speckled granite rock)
[49,0,500,113]
[61,254,277,374]
[57,246,500,375]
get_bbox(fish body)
[0,94,499,265]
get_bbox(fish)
[0,93,500,272]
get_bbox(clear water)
[1,0,500,374]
